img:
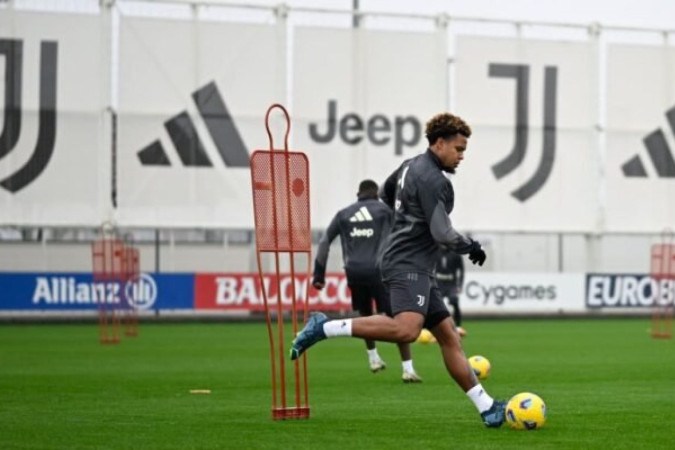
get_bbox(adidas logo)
[137,81,249,168]
[349,206,373,222]
[622,106,675,178]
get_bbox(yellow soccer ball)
[505,392,547,430]
[416,328,436,344]
[468,355,491,380]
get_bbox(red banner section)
[194,273,352,312]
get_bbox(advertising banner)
[0,11,109,226]
[585,273,674,309]
[3,271,665,316]
[194,272,352,312]
[293,27,447,229]
[117,17,284,228]
[605,45,675,232]
[0,272,193,311]
[460,272,585,314]
[195,272,588,315]
[454,36,599,232]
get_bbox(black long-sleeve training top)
[379,148,473,279]
[313,197,392,284]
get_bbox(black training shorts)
[386,272,450,330]
[348,280,390,317]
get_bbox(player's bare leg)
[290,311,504,427]
[359,307,386,373]
[430,317,505,427]
[429,318,474,391]
[353,312,422,380]
[290,312,422,380]
[365,338,386,373]
[397,341,422,383]
[290,312,422,359]
[352,311,424,342]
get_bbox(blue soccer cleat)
[290,312,329,360]
[481,400,506,428]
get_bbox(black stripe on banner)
[643,129,675,178]
[192,81,249,167]
[138,140,171,166]
[164,111,212,167]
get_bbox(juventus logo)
[489,63,558,202]
[0,39,58,193]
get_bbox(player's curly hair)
[425,113,472,145]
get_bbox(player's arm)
[379,166,400,209]
[456,253,465,289]
[419,179,486,266]
[375,205,393,264]
[419,179,471,251]
[312,214,340,289]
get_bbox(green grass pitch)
[1,319,673,449]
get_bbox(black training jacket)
[313,197,392,284]
[379,148,473,279]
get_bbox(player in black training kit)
[312,180,421,382]
[292,112,506,428]
[436,248,466,337]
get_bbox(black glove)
[468,240,486,266]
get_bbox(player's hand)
[312,262,326,290]
[312,278,325,290]
[468,240,486,266]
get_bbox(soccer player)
[291,112,505,427]
[312,179,422,383]
[436,247,467,337]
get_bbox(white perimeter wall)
[0,233,660,274]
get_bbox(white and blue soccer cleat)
[481,400,506,428]
[290,312,329,360]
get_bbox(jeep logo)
[350,227,374,238]
[309,100,421,155]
